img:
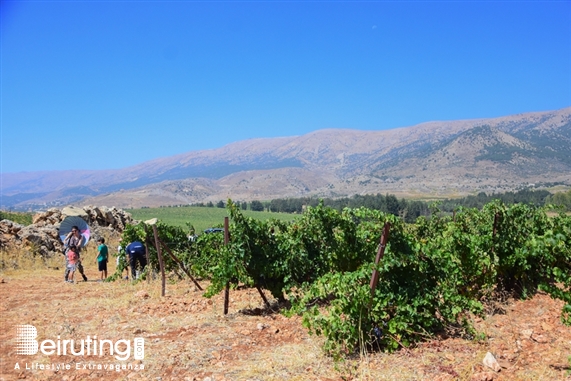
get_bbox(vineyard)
[112,200,571,359]
[126,205,299,233]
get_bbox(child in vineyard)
[96,237,109,281]
[66,245,79,283]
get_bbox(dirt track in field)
[1,265,571,381]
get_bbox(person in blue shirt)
[125,240,147,280]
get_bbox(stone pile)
[0,206,133,257]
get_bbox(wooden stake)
[223,217,230,315]
[370,222,391,299]
[145,241,151,284]
[256,285,271,309]
[492,212,500,254]
[156,236,203,291]
[152,225,166,297]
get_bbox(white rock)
[520,329,533,339]
[483,351,501,372]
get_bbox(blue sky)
[1,1,570,173]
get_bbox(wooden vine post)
[156,236,203,291]
[370,222,391,300]
[223,217,230,315]
[151,224,166,297]
[141,219,158,285]
[145,242,151,285]
[492,212,500,254]
[256,285,271,309]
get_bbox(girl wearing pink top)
[66,245,79,283]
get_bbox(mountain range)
[2,107,570,211]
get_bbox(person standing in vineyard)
[125,240,147,280]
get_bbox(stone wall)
[0,206,133,257]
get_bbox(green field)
[0,210,32,225]
[126,206,298,233]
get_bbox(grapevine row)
[111,200,571,357]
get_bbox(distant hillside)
[2,107,570,211]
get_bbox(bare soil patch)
[1,263,571,381]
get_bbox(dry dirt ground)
[1,254,571,381]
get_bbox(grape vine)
[110,199,571,358]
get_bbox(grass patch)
[0,246,62,272]
[0,210,33,225]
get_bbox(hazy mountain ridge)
[2,107,570,210]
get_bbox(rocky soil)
[1,253,571,381]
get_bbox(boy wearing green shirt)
[96,237,109,281]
